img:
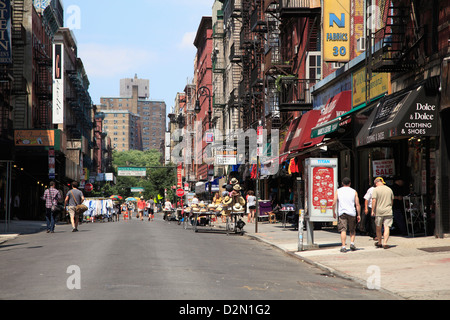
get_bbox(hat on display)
[233,203,245,212]
[200,208,207,213]
[230,178,239,185]
[222,196,232,205]
[233,184,242,191]
[199,201,206,207]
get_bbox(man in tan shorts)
[372,177,394,249]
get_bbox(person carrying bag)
[64,181,86,232]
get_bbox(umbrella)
[125,197,137,202]
[110,195,123,200]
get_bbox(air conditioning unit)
[331,62,345,69]
[357,37,366,52]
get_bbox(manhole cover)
[418,246,450,253]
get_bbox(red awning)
[280,110,323,155]
[314,90,352,129]
[280,116,302,155]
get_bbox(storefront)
[355,83,440,235]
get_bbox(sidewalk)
[2,219,450,300]
[0,220,47,244]
[244,220,450,300]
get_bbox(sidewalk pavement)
[244,220,450,300]
[2,219,450,300]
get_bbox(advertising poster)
[305,158,338,222]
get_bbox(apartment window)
[306,51,322,82]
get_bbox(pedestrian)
[42,181,61,233]
[332,177,361,252]
[363,183,377,239]
[64,181,85,232]
[137,196,146,221]
[246,190,256,223]
[146,199,153,221]
[164,198,173,220]
[372,177,394,249]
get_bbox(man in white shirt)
[332,177,361,252]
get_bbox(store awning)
[310,91,352,138]
[356,85,439,147]
[280,110,325,156]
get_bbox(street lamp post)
[195,86,213,202]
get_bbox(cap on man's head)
[375,177,386,184]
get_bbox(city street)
[0,214,397,301]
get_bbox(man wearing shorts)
[332,177,361,252]
[137,196,146,221]
[372,177,394,249]
[64,181,84,232]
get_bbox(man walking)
[372,177,394,249]
[332,177,361,252]
[42,181,61,233]
[64,181,85,232]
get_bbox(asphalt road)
[0,214,397,301]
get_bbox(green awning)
[311,94,385,139]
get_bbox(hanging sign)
[323,0,351,62]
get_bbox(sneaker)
[340,247,347,253]
[350,244,357,251]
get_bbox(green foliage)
[102,149,176,201]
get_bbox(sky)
[65,0,213,115]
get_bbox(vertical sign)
[52,43,64,124]
[0,0,12,64]
[48,148,55,180]
[177,164,182,188]
[323,0,351,62]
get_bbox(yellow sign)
[323,0,351,62]
[352,68,390,107]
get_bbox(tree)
[110,150,176,201]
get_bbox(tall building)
[101,81,166,152]
[120,74,150,99]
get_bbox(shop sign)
[52,43,64,124]
[131,187,145,193]
[215,145,237,165]
[372,159,395,177]
[352,67,390,107]
[323,0,350,62]
[14,130,55,147]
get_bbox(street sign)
[176,188,185,197]
[118,167,147,177]
[84,183,93,192]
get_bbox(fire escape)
[212,8,226,132]
[225,0,243,132]
[264,0,320,113]
[11,0,28,128]
[33,41,52,128]
[371,2,421,73]
[238,0,267,130]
